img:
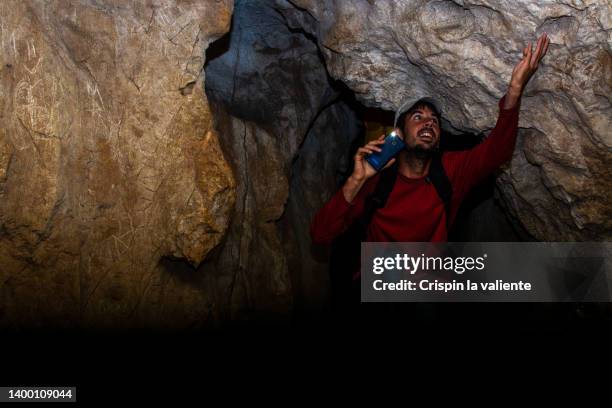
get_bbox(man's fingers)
[365,141,383,149]
[540,36,550,60]
[357,146,378,156]
[525,41,533,64]
[534,37,548,66]
[382,158,396,170]
[531,36,545,65]
[530,38,541,66]
[531,33,547,67]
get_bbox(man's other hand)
[342,134,396,203]
[352,134,396,182]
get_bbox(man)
[311,33,550,250]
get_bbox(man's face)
[399,105,441,151]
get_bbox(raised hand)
[504,33,550,109]
[510,32,550,91]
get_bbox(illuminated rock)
[0,0,235,327]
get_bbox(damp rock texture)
[0,0,236,328]
[285,0,612,240]
[205,0,359,319]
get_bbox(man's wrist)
[507,83,524,97]
[343,175,366,203]
[348,174,365,185]
[503,84,523,109]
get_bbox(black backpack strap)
[360,162,399,238]
[426,152,453,231]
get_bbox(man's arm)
[503,85,523,110]
[309,177,375,245]
[448,33,550,194]
[447,94,521,195]
[310,133,395,245]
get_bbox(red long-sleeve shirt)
[310,95,520,245]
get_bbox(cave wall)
[204,0,359,320]
[1,0,609,328]
[0,0,359,328]
[0,0,236,328]
[284,0,612,241]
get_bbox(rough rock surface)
[0,0,236,328]
[285,0,612,240]
[205,0,359,318]
[3,0,608,328]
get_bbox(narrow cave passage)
[200,0,532,323]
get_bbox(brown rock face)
[0,0,360,327]
[286,0,612,241]
[0,0,235,328]
[10,0,604,328]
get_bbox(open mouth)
[418,130,435,142]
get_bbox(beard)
[405,143,440,159]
